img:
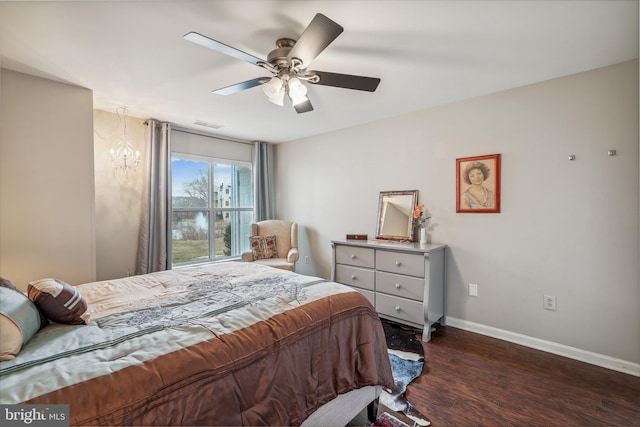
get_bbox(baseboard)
[444,317,640,377]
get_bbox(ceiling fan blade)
[287,14,343,68]
[311,71,381,92]
[294,99,314,114]
[212,78,265,95]
[184,32,265,66]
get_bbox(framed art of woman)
[456,153,501,213]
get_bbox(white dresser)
[331,240,447,342]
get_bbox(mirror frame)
[375,190,418,241]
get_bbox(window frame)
[169,152,253,268]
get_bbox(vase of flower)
[419,226,427,244]
[413,204,432,244]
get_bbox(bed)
[0,262,394,426]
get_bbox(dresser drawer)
[376,271,424,302]
[335,265,375,291]
[376,293,423,325]
[376,250,425,277]
[336,245,375,268]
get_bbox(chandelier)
[110,106,140,173]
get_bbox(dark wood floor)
[379,325,640,427]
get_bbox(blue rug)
[379,320,430,426]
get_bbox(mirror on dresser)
[375,190,418,241]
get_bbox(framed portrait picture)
[456,153,501,213]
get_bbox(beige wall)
[93,109,147,280]
[0,69,96,290]
[275,60,639,366]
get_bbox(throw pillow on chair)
[250,235,278,260]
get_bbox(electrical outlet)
[543,295,557,311]
[304,256,309,264]
[469,283,478,297]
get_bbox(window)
[171,156,253,265]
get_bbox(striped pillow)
[28,278,89,325]
[1,277,48,329]
[0,287,42,360]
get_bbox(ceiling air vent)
[194,120,222,129]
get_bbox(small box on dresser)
[331,239,447,342]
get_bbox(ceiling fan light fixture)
[262,76,284,100]
[268,88,285,106]
[288,77,308,106]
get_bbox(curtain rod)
[171,125,256,146]
[143,120,263,146]
[142,119,260,146]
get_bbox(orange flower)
[413,204,431,229]
[413,204,424,219]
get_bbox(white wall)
[0,69,96,290]
[93,109,147,280]
[275,60,639,365]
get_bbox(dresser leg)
[422,322,432,342]
[422,321,441,342]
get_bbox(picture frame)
[456,153,501,213]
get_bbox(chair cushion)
[252,258,295,271]
[250,235,278,260]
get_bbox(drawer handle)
[351,275,357,281]
[351,254,357,260]
[394,306,402,312]
[395,261,402,267]
[395,283,401,289]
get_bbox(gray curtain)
[253,141,274,221]
[136,120,171,274]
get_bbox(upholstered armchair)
[241,220,299,271]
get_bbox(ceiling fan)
[184,13,381,114]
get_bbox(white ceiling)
[1,1,638,143]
